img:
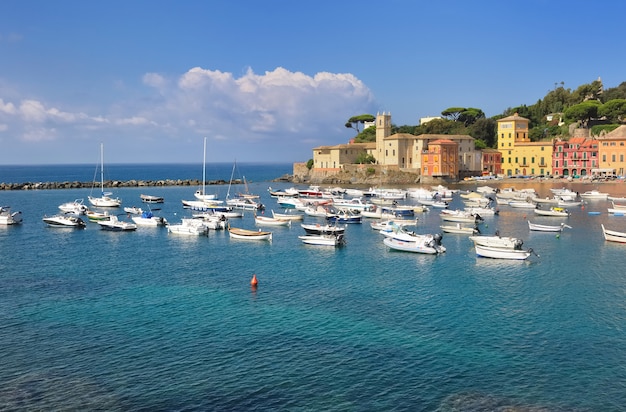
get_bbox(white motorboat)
[464,206,498,216]
[474,244,534,260]
[382,234,445,255]
[42,214,86,228]
[332,197,375,211]
[469,235,524,250]
[58,198,89,215]
[301,223,346,236]
[528,221,571,232]
[131,211,167,227]
[508,200,537,209]
[440,224,479,235]
[124,206,144,215]
[580,190,609,200]
[0,207,23,225]
[370,219,415,231]
[254,214,291,227]
[85,210,110,222]
[298,233,345,247]
[191,213,228,230]
[533,206,570,217]
[440,210,482,223]
[167,218,208,236]
[601,224,626,243]
[227,197,264,211]
[97,215,137,231]
[88,144,122,208]
[228,227,273,241]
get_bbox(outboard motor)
[433,233,443,246]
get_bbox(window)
[531,157,535,164]
[515,157,518,164]
[555,160,559,168]
[612,154,616,162]
[603,154,606,162]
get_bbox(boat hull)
[474,244,531,260]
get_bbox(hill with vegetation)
[347,79,626,154]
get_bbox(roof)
[600,125,626,139]
[498,112,529,122]
[312,142,375,150]
[384,133,474,141]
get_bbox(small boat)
[326,210,362,224]
[534,206,570,217]
[167,218,208,236]
[131,211,167,227]
[124,206,144,215]
[42,214,86,228]
[528,221,572,232]
[228,227,273,241]
[191,213,228,230]
[383,234,445,255]
[469,234,524,250]
[0,207,23,225]
[298,233,345,247]
[370,219,415,231]
[580,190,609,200]
[58,199,89,215]
[254,214,291,227]
[97,215,137,231]
[508,200,537,209]
[440,224,479,235]
[464,206,498,216]
[271,210,304,221]
[601,224,626,243]
[301,223,345,236]
[85,210,110,222]
[88,143,122,208]
[474,244,534,260]
[140,194,164,203]
[440,210,482,223]
[226,197,265,211]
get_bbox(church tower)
[375,112,392,165]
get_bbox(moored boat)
[228,227,273,241]
[474,244,534,260]
[254,214,291,227]
[42,214,86,228]
[469,234,523,249]
[298,233,345,246]
[534,206,570,217]
[601,224,626,243]
[0,207,23,225]
[97,215,137,231]
[382,234,445,255]
[528,221,572,232]
[140,194,164,203]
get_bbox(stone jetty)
[0,178,239,191]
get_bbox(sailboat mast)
[100,143,104,195]
[202,137,207,196]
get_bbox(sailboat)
[225,161,264,211]
[88,143,121,207]
[193,137,218,201]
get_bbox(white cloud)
[2,66,377,150]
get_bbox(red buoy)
[250,274,258,287]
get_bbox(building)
[421,139,458,177]
[597,125,626,176]
[552,137,599,177]
[497,113,553,176]
[481,148,502,176]
[312,142,375,171]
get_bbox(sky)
[1,0,625,165]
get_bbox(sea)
[1,163,626,411]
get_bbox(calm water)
[1,167,626,411]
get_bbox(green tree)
[353,126,376,143]
[345,114,375,134]
[441,107,465,121]
[602,82,626,102]
[469,118,496,147]
[355,153,376,164]
[563,101,601,127]
[598,99,626,123]
[458,108,485,126]
[306,159,314,170]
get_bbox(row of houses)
[311,112,626,179]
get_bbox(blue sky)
[1,1,625,165]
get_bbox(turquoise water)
[1,168,626,411]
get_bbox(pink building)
[552,137,599,177]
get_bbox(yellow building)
[597,125,626,176]
[312,142,375,171]
[497,113,553,176]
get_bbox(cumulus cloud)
[1,66,377,152]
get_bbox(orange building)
[421,139,458,177]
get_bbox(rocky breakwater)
[0,178,234,191]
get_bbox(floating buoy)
[556,234,560,239]
[250,274,258,288]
